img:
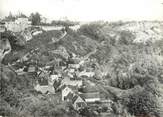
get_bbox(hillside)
[1,21,163,117]
[102,21,163,44]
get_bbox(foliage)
[78,22,106,42]
[51,20,79,26]
[79,107,98,117]
[127,89,162,117]
[4,12,16,21]
[1,21,163,117]
[29,12,41,25]
[1,31,25,51]
[117,30,135,45]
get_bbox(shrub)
[78,22,105,41]
[118,30,135,45]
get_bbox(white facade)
[32,30,43,36]
[5,18,30,32]
[85,98,100,103]
[34,84,55,94]
[73,96,86,110]
[78,70,95,77]
[62,86,73,101]
[49,74,61,85]
[50,74,59,81]
[69,25,80,31]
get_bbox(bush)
[29,12,41,25]
[127,90,161,117]
[118,30,135,45]
[51,20,79,27]
[78,22,105,41]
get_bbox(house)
[50,72,61,81]
[61,77,83,87]
[27,65,37,73]
[69,25,80,31]
[34,83,55,94]
[61,85,77,101]
[49,73,62,86]
[16,66,26,75]
[72,95,87,110]
[15,18,31,25]
[80,92,100,103]
[38,71,49,78]
[35,77,55,94]
[78,70,95,77]
[50,74,59,80]
[64,92,74,102]
[61,85,74,101]
[37,71,53,85]
[5,18,30,32]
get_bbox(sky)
[0,0,163,22]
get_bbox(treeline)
[3,12,79,26]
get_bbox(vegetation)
[78,22,106,42]
[1,20,163,117]
[29,12,41,25]
[4,12,27,21]
[51,20,79,26]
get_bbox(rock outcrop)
[0,38,11,63]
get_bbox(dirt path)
[50,31,67,44]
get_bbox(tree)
[118,30,135,45]
[5,12,16,21]
[79,107,96,117]
[78,22,105,42]
[17,12,27,18]
[29,12,41,25]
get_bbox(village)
[1,14,163,117]
[11,46,113,114]
[0,17,114,116]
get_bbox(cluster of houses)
[1,17,113,112]
[11,47,112,111]
[4,18,31,32]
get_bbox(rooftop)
[72,95,79,103]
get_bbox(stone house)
[72,95,87,110]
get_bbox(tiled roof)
[60,84,78,91]
[72,95,79,103]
